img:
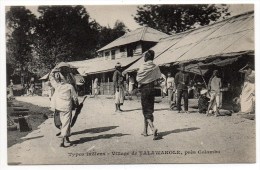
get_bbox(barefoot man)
[136,50,161,140]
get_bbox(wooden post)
[84,77,86,95]
[197,64,207,89]
[92,78,94,95]
[108,76,110,95]
[102,73,105,95]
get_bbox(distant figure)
[128,75,135,100]
[239,64,255,114]
[160,73,167,98]
[9,79,14,97]
[47,80,53,101]
[29,77,35,96]
[136,50,161,140]
[198,89,209,114]
[29,84,35,96]
[175,64,190,113]
[25,83,30,96]
[93,78,99,97]
[166,72,176,110]
[113,62,124,112]
[207,70,222,117]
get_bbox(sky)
[8,4,254,31]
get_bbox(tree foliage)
[97,20,129,49]
[6,6,36,85]
[5,6,136,82]
[134,4,230,34]
[34,5,100,69]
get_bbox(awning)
[180,62,209,75]
[55,62,77,69]
[178,56,243,76]
[70,56,142,76]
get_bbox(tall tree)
[6,6,36,85]
[97,20,129,49]
[134,4,230,34]
[34,5,100,69]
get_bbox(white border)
[0,1,259,170]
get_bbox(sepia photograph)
[4,2,256,165]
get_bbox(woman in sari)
[50,63,79,147]
[239,64,255,114]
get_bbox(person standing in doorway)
[9,79,14,98]
[128,74,135,100]
[207,70,222,117]
[93,78,99,97]
[113,62,124,112]
[136,50,161,140]
[160,73,167,98]
[166,72,176,110]
[175,64,190,113]
[29,77,35,96]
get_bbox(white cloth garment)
[115,87,124,104]
[136,60,161,84]
[161,74,167,94]
[167,77,175,90]
[128,76,135,93]
[240,82,255,113]
[59,110,72,137]
[49,72,78,112]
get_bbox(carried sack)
[71,99,77,111]
[54,110,62,129]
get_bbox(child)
[198,89,209,114]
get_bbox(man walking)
[136,50,161,140]
[207,70,222,117]
[175,64,190,113]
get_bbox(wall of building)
[100,41,147,60]
[133,43,142,56]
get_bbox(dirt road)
[8,96,255,164]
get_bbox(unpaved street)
[8,96,255,164]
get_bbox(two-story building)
[97,26,168,59]
[68,26,168,95]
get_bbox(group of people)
[48,49,255,146]
[24,77,36,96]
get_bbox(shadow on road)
[123,108,142,112]
[154,108,169,111]
[22,135,44,141]
[159,127,200,137]
[71,126,119,136]
[123,107,169,112]
[72,133,129,144]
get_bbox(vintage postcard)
[5,3,255,165]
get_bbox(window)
[120,47,126,52]
[111,50,115,60]
[105,51,110,57]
